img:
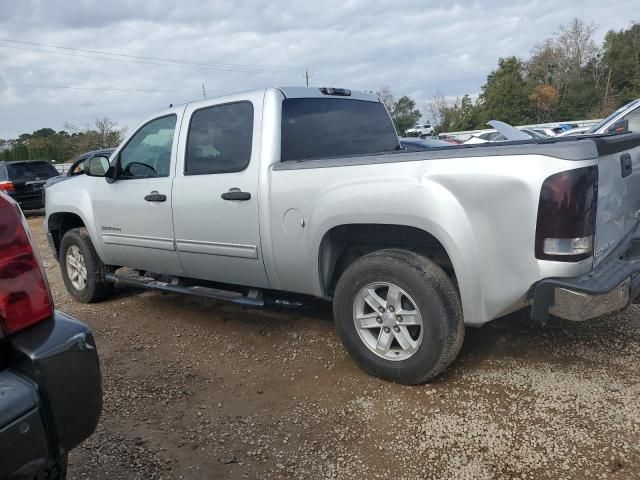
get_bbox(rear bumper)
[0,311,102,478]
[532,222,640,322]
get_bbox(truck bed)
[273,134,639,170]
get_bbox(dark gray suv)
[0,161,59,210]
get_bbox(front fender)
[45,178,106,263]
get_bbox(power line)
[0,43,303,76]
[2,82,200,94]
[0,38,305,75]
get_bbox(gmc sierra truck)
[45,87,640,384]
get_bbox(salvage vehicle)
[45,148,116,189]
[0,160,59,210]
[45,87,640,384]
[0,192,102,478]
[584,99,640,135]
[399,137,454,150]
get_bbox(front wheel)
[60,227,113,303]
[333,249,464,384]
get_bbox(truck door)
[171,94,270,288]
[92,113,184,275]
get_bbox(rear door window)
[185,102,254,175]
[281,98,399,161]
[7,162,58,180]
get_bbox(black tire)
[59,227,113,303]
[333,249,464,384]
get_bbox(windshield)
[586,100,640,133]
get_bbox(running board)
[105,272,264,307]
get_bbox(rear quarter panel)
[267,154,596,325]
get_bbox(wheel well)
[48,213,86,257]
[319,224,455,296]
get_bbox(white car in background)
[533,127,560,137]
[405,123,434,138]
[464,121,550,144]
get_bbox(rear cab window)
[281,98,399,162]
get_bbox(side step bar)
[105,272,264,307]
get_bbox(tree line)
[0,117,126,163]
[382,18,640,134]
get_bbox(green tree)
[1,117,126,164]
[476,57,534,126]
[375,88,422,134]
[450,95,480,131]
[602,22,640,105]
[391,96,422,134]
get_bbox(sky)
[0,0,638,139]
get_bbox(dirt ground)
[27,214,640,480]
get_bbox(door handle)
[221,188,251,201]
[621,153,633,178]
[144,191,167,202]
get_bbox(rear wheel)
[60,227,112,303]
[333,249,464,384]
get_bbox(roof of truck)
[147,87,382,129]
[277,87,380,102]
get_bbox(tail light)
[535,166,598,261]
[0,192,53,335]
[0,181,15,193]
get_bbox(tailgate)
[593,134,640,266]
[14,179,47,197]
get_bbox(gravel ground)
[27,214,640,480]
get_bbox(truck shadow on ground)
[107,284,638,380]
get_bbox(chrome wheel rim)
[353,282,423,361]
[66,245,87,291]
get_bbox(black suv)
[0,192,102,478]
[0,160,60,210]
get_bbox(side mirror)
[607,119,629,135]
[85,156,111,177]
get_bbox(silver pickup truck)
[45,87,640,384]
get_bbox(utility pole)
[202,83,207,99]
